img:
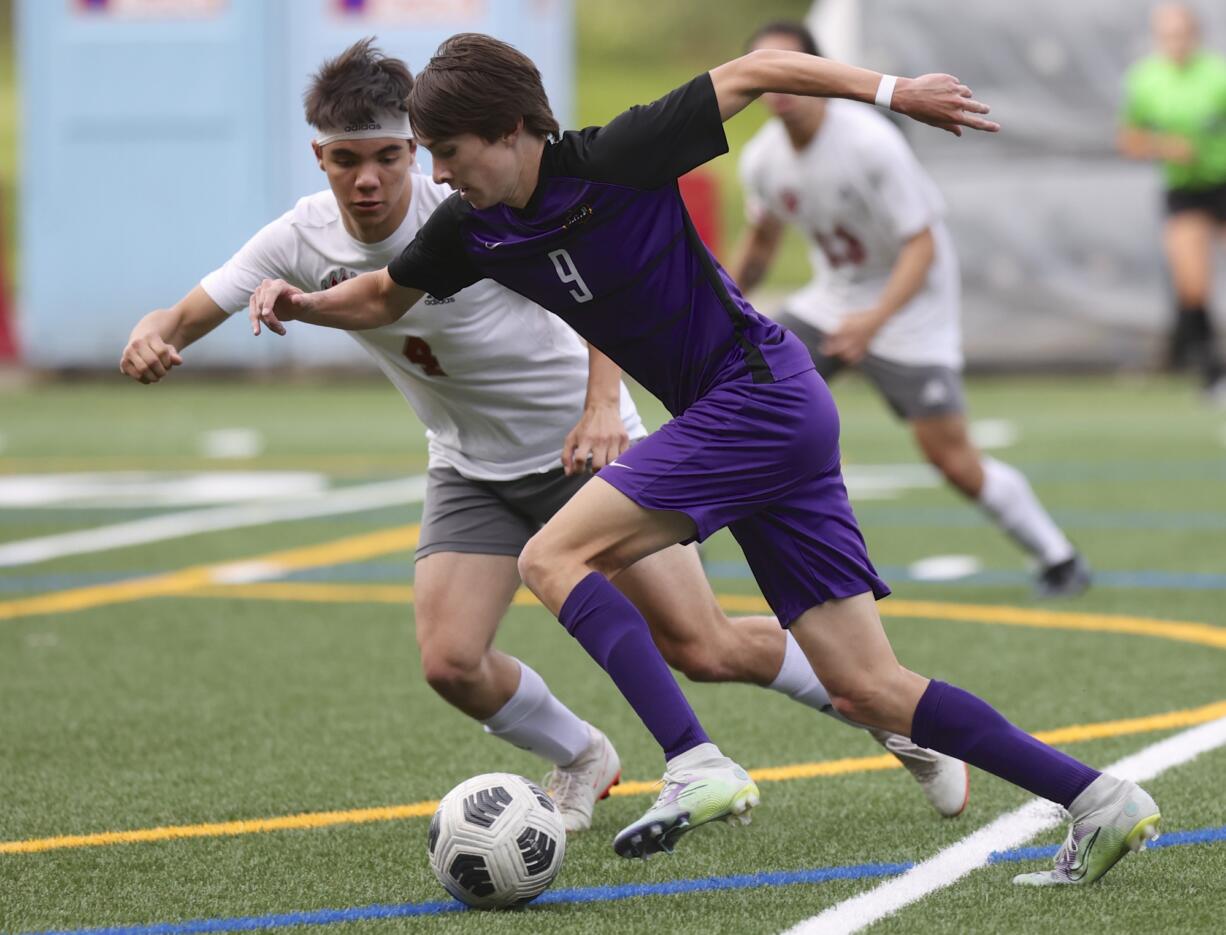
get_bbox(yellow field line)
[194,583,416,605]
[183,582,1226,653]
[886,598,1226,651]
[5,697,1224,856]
[715,593,1226,651]
[0,526,419,621]
[6,516,1224,656]
[188,582,541,606]
[0,803,440,856]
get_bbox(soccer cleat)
[1035,552,1092,599]
[1012,775,1161,886]
[612,758,760,859]
[868,728,969,817]
[1203,376,1226,408]
[542,725,621,833]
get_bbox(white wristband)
[874,74,898,111]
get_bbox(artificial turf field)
[2,373,1225,934]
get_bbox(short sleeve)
[199,214,297,314]
[862,124,943,241]
[552,73,729,190]
[387,193,481,297]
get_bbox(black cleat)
[1035,552,1092,599]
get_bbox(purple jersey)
[389,74,814,415]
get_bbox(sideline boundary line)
[0,477,427,568]
[5,698,1225,856]
[783,715,1226,935]
[15,825,1226,935]
[0,526,419,621]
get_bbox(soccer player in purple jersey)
[250,35,1161,883]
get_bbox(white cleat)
[1013,775,1161,886]
[612,755,760,859]
[542,725,621,833]
[869,728,969,817]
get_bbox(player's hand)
[891,74,1000,137]
[821,310,882,365]
[561,402,630,476]
[119,333,184,384]
[249,279,316,336]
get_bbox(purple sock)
[910,680,1099,809]
[559,572,709,760]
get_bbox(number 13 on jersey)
[548,249,593,303]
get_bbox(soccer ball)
[427,772,567,909]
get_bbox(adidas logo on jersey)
[424,295,455,306]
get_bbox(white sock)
[978,456,1075,566]
[481,661,592,766]
[768,630,851,716]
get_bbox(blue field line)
[851,505,1226,532]
[22,827,1226,935]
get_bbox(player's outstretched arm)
[249,269,423,336]
[120,285,228,384]
[709,49,1000,136]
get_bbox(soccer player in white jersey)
[121,39,968,831]
[732,22,1090,599]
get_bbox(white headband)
[315,109,414,146]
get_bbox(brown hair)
[303,37,414,131]
[408,33,560,143]
[747,20,822,57]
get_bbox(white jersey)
[739,101,962,368]
[201,174,645,481]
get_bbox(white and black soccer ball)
[427,772,566,909]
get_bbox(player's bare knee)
[659,638,726,683]
[420,644,485,697]
[828,683,892,727]
[923,443,978,495]
[516,534,556,595]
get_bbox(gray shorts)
[775,310,966,421]
[416,465,591,560]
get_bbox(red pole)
[677,168,723,261]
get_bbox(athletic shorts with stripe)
[597,368,890,626]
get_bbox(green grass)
[2,375,1226,933]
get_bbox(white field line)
[783,714,1226,935]
[0,476,428,568]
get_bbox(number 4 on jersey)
[548,249,593,303]
[403,336,447,376]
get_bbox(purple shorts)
[599,369,890,626]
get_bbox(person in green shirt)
[1118,2,1226,399]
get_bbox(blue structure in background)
[17,0,573,368]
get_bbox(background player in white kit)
[120,38,968,831]
[732,22,1090,599]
